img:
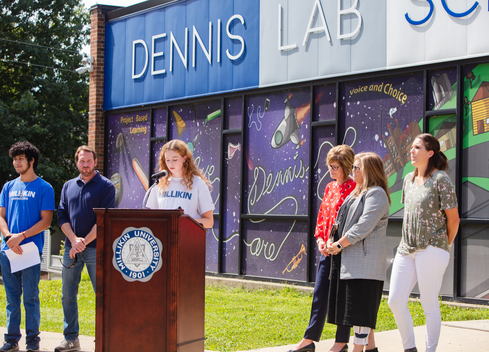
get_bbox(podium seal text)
[112,227,163,282]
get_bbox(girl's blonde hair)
[353,152,391,205]
[157,139,212,191]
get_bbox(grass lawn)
[1,271,488,351]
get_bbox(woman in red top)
[288,145,355,352]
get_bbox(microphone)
[151,170,168,179]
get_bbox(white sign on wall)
[259,0,489,87]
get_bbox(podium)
[94,208,206,352]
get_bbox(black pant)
[304,255,350,343]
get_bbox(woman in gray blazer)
[326,152,391,352]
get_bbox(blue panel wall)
[104,0,260,110]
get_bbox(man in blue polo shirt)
[55,145,115,352]
[0,141,55,352]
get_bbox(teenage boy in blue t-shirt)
[0,141,55,352]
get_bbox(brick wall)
[88,5,119,174]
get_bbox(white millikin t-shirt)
[146,175,214,220]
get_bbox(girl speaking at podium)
[146,139,214,228]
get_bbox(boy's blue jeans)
[0,251,41,346]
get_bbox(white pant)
[388,245,449,352]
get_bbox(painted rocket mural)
[271,94,309,149]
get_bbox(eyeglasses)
[328,164,340,171]
[61,251,84,269]
[62,256,77,269]
[352,164,361,172]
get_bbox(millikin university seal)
[112,227,163,282]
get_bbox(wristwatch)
[335,242,343,250]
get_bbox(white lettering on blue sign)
[170,28,188,71]
[132,14,246,80]
[226,14,246,60]
[132,40,148,79]
[152,33,166,75]
[193,22,212,67]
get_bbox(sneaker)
[26,346,39,352]
[0,341,19,352]
[54,338,81,352]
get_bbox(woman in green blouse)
[388,133,460,352]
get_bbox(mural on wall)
[166,101,222,272]
[460,63,489,300]
[428,114,456,185]
[107,111,151,209]
[220,97,244,274]
[430,72,455,111]
[340,74,425,216]
[310,84,337,280]
[103,67,489,291]
[462,63,489,219]
[243,88,311,280]
[222,133,241,274]
[427,68,458,188]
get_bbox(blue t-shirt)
[58,171,115,248]
[1,177,55,253]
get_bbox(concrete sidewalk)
[239,320,489,352]
[0,328,95,352]
[1,320,488,351]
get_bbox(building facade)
[88,0,489,303]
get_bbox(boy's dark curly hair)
[9,141,40,170]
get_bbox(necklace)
[18,179,32,199]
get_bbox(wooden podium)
[94,208,206,352]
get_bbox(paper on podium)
[5,242,41,273]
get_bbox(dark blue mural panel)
[240,88,311,281]
[222,133,242,274]
[153,108,168,138]
[106,111,151,208]
[310,125,336,281]
[242,219,308,281]
[244,89,311,216]
[152,140,166,176]
[315,84,336,121]
[225,96,242,130]
[340,74,424,217]
[207,224,219,273]
[168,100,222,270]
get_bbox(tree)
[0,0,90,222]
